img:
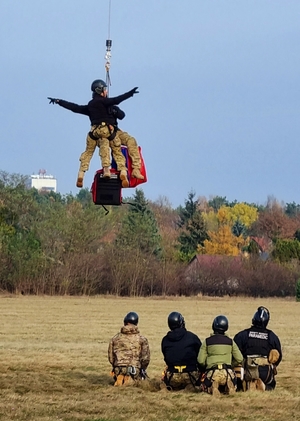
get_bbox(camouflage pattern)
[92,124,127,171]
[117,130,141,170]
[162,370,200,391]
[109,133,128,171]
[78,133,97,172]
[108,324,150,370]
[78,126,131,173]
[205,368,236,395]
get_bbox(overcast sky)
[1,1,300,208]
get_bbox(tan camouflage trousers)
[162,371,199,391]
[117,130,141,170]
[206,369,236,396]
[78,125,127,172]
[79,133,97,172]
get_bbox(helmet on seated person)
[212,315,228,334]
[124,311,139,326]
[168,311,185,330]
[252,306,270,328]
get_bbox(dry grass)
[0,295,299,421]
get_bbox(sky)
[1,0,300,209]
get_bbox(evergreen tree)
[177,191,198,228]
[177,191,208,261]
[117,189,161,256]
[208,195,229,212]
[232,219,248,238]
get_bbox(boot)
[114,374,125,386]
[255,379,265,391]
[120,170,129,188]
[227,379,236,395]
[103,166,111,178]
[131,168,144,180]
[123,375,135,386]
[76,170,84,188]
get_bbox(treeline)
[0,171,300,297]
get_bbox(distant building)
[28,169,57,193]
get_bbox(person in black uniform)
[48,80,139,188]
[234,306,282,391]
[161,311,202,391]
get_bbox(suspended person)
[234,306,282,391]
[161,312,202,391]
[48,79,139,188]
[108,312,150,386]
[198,315,243,396]
[108,105,144,180]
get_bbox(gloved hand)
[47,97,59,104]
[129,87,139,96]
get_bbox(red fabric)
[111,146,147,188]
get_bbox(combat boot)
[123,375,135,386]
[120,170,129,188]
[131,169,144,180]
[103,166,111,178]
[76,170,84,188]
[227,379,236,395]
[114,374,125,386]
[254,379,265,391]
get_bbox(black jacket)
[161,328,201,371]
[234,326,282,366]
[58,90,132,126]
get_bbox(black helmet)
[91,79,107,94]
[212,315,228,334]
[168,311,185,330]
[252,306,270,328]
[124,311,139,326]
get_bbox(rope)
[105,0,112,95]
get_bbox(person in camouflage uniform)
[161,312,202,391]
[198,315,243,396]
[108,311,150,386]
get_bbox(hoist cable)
[105,0,112,95]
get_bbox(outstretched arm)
[47,98,89,116]
[104,87,139,106]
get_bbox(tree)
[208,196,229,212]
[109,189,162,296]
[217,203,258,228]
[251,208,297,240]
[232,219,248,238]
[117,189,161,255]
[177,191,208,261]
[272,239,300,263]
[285,202,300,217]
[177,191,198,228]
[202,225,246,256]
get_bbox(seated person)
[108,312,150,386]
[234,306,282,391]
[161,311,201,391]
[198,315,243,396]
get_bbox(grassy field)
[0,295,299,421]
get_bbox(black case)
[92,171,122,206]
